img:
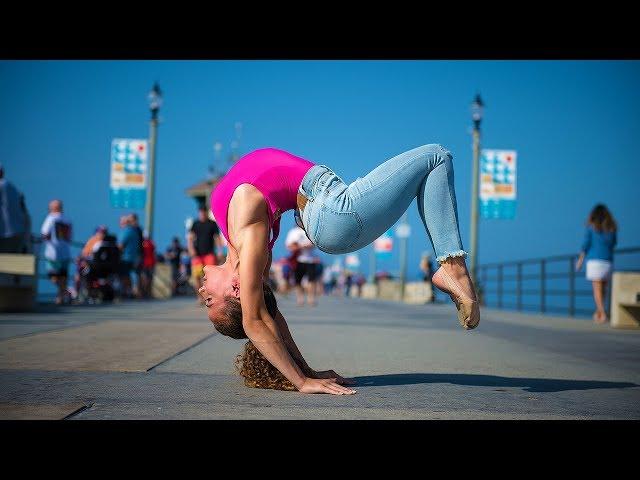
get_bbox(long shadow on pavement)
[353,373,639,393]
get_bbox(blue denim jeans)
[298,144,467,263]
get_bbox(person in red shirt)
[140,232,156,299]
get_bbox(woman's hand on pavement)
[310,369,357,385]
[298,377,357,395]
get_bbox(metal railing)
[477,246,640,317]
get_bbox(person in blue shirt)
[118,215,142,298]
[575,204,617,324]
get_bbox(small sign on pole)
[110,138,148,209]
[395,223,411,239]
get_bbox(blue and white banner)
[480,149,517,219]
[110,138,148,209]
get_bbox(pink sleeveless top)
[210,148,315,250]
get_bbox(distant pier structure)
[185,176,222,213]
[185,123,243,220]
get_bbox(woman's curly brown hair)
[235,341,302,391]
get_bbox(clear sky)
[2,60,639,281]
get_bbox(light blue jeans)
[298,144,468,263]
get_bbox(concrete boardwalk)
[1,295,639,420]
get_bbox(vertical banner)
[110,138,148,209]
[374,229,394,258]
[480,149,517,219]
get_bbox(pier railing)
[477,246,640,317]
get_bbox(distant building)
[185,176,223,213]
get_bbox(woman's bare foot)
[431,257,480,330]
[433,257,477,300]
[594,310,608,324]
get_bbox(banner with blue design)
[480,149,517,219]
[110,138,148,209]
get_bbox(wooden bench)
[611,272,640,329]
[0,253,37,312]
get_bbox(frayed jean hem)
[436,249,468,263]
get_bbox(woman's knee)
[417,144,453,163]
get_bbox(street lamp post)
[398,211,409,300]
[145,82,162,239]
[210,141,222,178]
[368,245,376,284]
[469,93,484,289]
[229,121,243,166]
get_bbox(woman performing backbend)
[200,145,480,395]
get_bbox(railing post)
[498,264,503,308]
[482,267,487,306]
[605,255,614,317]
[517,262,522,311]
[568,256,575,317]
[540,259,546,313]
[33,235,40,305]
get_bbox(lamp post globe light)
[148,82,163,120]
[471,93,484,130]
[145,82,162,239]
[469,93,484,290]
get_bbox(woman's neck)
[226,245,240,273]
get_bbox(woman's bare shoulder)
[229,184,269,229]
[231,183,264,204]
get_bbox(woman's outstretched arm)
[273,308,355,385]
[237,221,355,395]
[259,248,352,384]
[271,309,312,374]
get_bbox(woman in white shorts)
[575,204,617,323]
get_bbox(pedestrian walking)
[575,204,617,323]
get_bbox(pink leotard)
[210,148,315,250]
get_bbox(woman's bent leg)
[346,144,466,260]
[305,143,477,327]
[319,143,479,329]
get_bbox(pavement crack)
[62,402,94,420]
[146,333,216,372]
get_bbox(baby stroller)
[81,234,120,303]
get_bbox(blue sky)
[1,60,639,280]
